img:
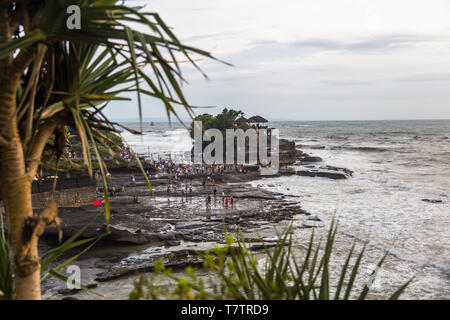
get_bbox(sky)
[104,0,450,121]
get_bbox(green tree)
[0,0,214,299]
[189,108,246,139]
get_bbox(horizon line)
[111,118,450,123]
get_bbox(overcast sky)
[105,0,450,121]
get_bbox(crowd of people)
[137,158,251,178]
[94,160,245,210]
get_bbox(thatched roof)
[247,115,268,123]
[235,116,248,124]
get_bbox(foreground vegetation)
[129,221,412,300]
[0,0,214,299]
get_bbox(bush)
[129,220,412,300]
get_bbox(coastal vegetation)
[189,108,249,139]
[129,221,411,300]
[0,0,213,299]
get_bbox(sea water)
[121,120,450,299]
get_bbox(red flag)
[92,199,102,206]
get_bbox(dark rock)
[250,243,277,251]
[421,199,443,203]
[297,170,317,178]
[320,165,353,176]
[316,171,347,179]
[296,166,350,179]
[95,250,204,282]
[164,240,181,247]
[300,156,323,163]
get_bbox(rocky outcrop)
[320,165,353,176]
[299,156,323,163]
[297,170,348,180]
[421,199,443,203]
[43,175,310,246]
[295,165,353,180]
[278,139,297,166]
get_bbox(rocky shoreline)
[39,147,353,299]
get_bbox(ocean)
[121,120,450,299]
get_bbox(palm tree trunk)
[0,133,40,300]
[0,5,41,300]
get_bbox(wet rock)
[316,171,348,180]
[164,240,181,247]
[300,156,323,163]
[320,165,353,176]
[297,170,348,180]
[58,283,98,295]
[42,172,308,247]
[422,199,443,203]
[250,243,277,251]
[95,250,204,282]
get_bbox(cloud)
[395,72,450,82]
[182,32,232,43]
[223,33,442,70]
[320,72,450,87]
[319,79,378,86]
[109,1,450,120]
[288,33,439,52]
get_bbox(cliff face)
[279,139,300,166]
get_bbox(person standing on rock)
[213,187,217,197]
[205,195,211,207]
[167,185,171,196]
[230,195,234,207]
[225,196,229,207]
